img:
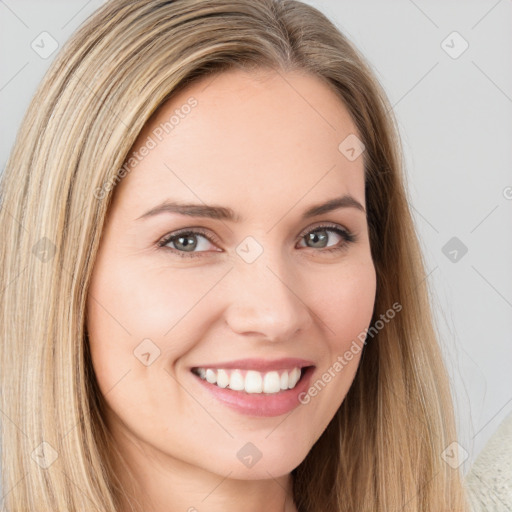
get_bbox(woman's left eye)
[157,224,356,259]
[296,225,356,253]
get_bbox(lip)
[191,365,316,417]
[190,357,314,372]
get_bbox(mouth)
[190,361,316,417]
[190,365,314,395]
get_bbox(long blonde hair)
[0,0,470,510]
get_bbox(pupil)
[308,231,327,248]
[176,235,197,251]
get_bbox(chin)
[205,441,310,481]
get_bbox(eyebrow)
[135,194,366,222]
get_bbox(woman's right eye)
[157,229,220,259]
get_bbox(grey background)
[1,0,511,477]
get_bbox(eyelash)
[156,223,357,259]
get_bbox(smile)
[191,367,304,394]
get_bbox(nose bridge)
[223,244,313,339]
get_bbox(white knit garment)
[464,411,512,512]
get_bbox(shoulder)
[464,411,512,512]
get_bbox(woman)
[0,0,471,510]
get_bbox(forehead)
[112,68,365,217]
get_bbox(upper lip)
[191,357,315,372]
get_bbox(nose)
[222,255,314,342]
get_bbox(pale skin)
[86,68,377,512]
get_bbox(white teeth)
[229,370,245,391]
[245,371,263,393]
[263,371,281,393]
[205,369,217,384]
[193,366,305,394]
[280,371,288,389]
[288,367,301,389]
[216,369,229,388]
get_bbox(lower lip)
[192,366,315,417]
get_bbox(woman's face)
[86,68,376,481]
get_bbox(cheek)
[294,260,376,430]
[87,257,215,338]
[309,258,377,349]
[85,260,224,383]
